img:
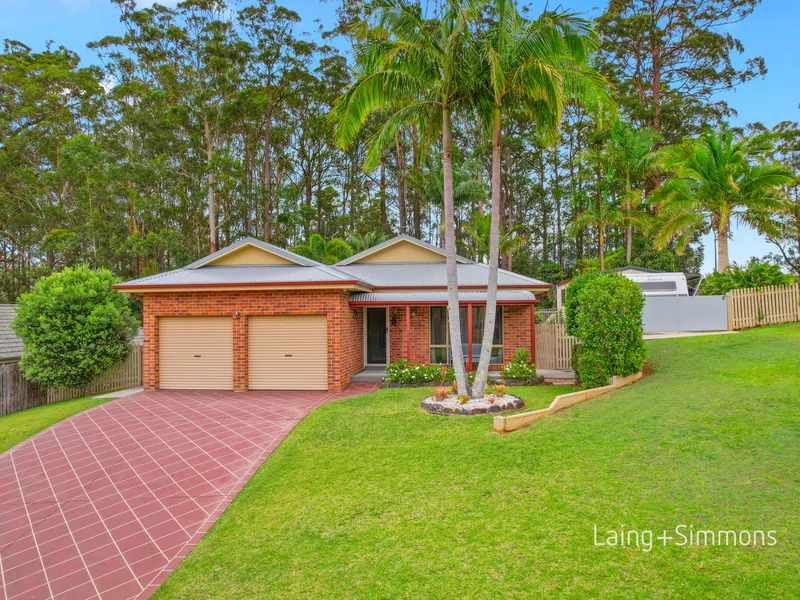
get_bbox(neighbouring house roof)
[0,305,23,361]
[115,235,551,293]
[336,234,473,265]
[335,262,550,290]
[349,291,537,305]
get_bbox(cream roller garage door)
[248,315,328,390]
[159,317,233,389]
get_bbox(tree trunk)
[204,119,216,253]
[442,105,468,395]
[717,218,730,272]
[395,131,406,234]
[599,227,605,271]
[263,118,272,242]
[412,124,421,238]
[471,107,502,398]
[379,161,387,233]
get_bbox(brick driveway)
[0,384,378,600]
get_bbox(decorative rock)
[420,394,525,416]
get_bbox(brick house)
[115,235,550,392]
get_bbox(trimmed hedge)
[567,273,645,389]
[12,266,138,389]
[563,271,604,336]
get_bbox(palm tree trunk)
[599,227,605,271]
[471,107,502,398]
[442,105,468,395]
[395,130,406,234]
[717,218,730,272]
[625,179,632,263]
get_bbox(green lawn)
[0,395,111,454]
[155,324,800,600]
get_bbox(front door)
[366,308,388,365]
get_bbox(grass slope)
[155,325,800,599]
[0,395,111,454]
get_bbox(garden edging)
[492,372,643,433]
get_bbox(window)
[429,306,503,365]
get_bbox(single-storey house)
[115,235,551,392]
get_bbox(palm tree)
[654,128,794,272]
[568,199,628,271]
[469,0,614,396]
[347,231,389,253]
[464,203,527,262]
[331,0,481,394]
[605,121,661,262]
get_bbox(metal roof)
[350,291,536,304]
[0,305,23,360]
[116,235,551,290]
[115,264,360,289]
[335,234,473,265]
[186,237,323,269]
[334,262,550,288]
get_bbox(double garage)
[158,315,328,391]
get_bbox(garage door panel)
[160,317,233,389]
[249,316,327,390]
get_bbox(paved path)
[0,384,379,600]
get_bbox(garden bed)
[420,394,524,416]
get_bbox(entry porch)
[349,291,537,376]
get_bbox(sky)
[1,0,798,275]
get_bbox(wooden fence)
[727,284,800,330]
[536,321,577,370]
[0,345,142,417]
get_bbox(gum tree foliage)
[1,0,790,306]
[12,266,138,389]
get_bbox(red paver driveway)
[0,384,378,600]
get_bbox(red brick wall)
[385,305,534,368]
[142,289,363,392]
[389,307,430,364]
[503,305,534,365]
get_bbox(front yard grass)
[155,324,800,599]
[0,395,111,454]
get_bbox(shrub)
[493,384,506,397]
[701,258,792,295]
[12,266,138,389]
[384,360,441,384]
[458,395,469,404]
[563,271,604,336]
[500,361,537,381]
[575,346,610,389]
[569,273,645,388]
[512,348,531,364]
[433,386,449,400]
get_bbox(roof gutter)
[112,280,371,292]
[349,299,539,307]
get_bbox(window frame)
[429,305,504,365]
